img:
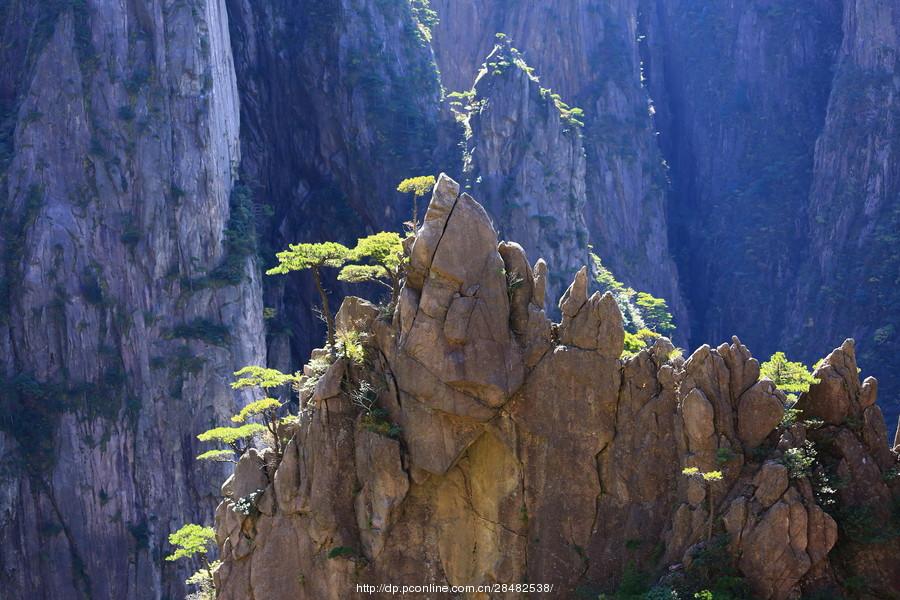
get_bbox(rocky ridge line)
[214,175,900,599]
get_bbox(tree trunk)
[313,267,336,353]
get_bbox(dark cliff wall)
[641,0,843,378]
[225,0,444,374]
[430,0,900,427]
[0,1,265,598]
[431,0,690,342]
[786,0,900,426]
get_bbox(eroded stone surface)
[215,178,900,600]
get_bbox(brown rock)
[737,379,785,449]
[795,339,859,425]
[558,266,588,318]
[723,496,748,551]
[739,499,811,599]
[717,335,761,400]
[523,304,552,368]
[532,259,548,309]
[274,437,302,514]
[407,173,460,290]
[313,358,346,402]
[443,294,477,345]
[232,448,268,500]
[682,388,716,450]
[559,291,602,350]
[213,176,900,600]
[499,241,534,339]
[595,291,625,359]
[753,461,789,508]
[859,376,877,409]
[354,429,409,559]
[335,296,379,334]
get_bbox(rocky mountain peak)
[213,176,900,599]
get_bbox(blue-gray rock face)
[2,1,899,597]
[0,1,264,597]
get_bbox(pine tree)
[760,351,817,402]
[397,175,435,231]
[339,232,406,309]
[266,242,351,352]
[166,523,218,598]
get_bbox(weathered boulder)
[717,336,761,400]
[231,448,269,500]
[796,339,859,425]
[682,388,716,451]
[737,379,785,449]
[499,241,534,339]
[738,493,812,599]
[335,296,379,334]
[399,174,524,408]
[753,461,789,508]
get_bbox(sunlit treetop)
[165,524,215,562]
[397,175,435,197]
[682,467,723,482]
[196,449,235,462]
[231,366,296,390]
[338,264,389,283]
[196,423,266,445]
[231,398,283,424]
[348,232,404,269]
[266,241,351,275]
[760,351,818,398]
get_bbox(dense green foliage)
[197,365,298,461]
[760,351,817,402]
[339,232,407,307]
[166,523,218,599]
[267,242,351,275]
[207,182,257,286]
[196,424,266,453]
[396,175,435,197]
[165,524,215,563]
[268,218,416,349]
[397,175,435,230]
[267,242,351,350]
[591,253,677,357]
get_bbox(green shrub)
[780,441,817,479]
[760,352,817,403]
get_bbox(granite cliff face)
[0,1,264,598]
[215,177,900,599]
[2,1,899,598]
[458,41,589,310]
[433,0,689,339]
[430,0,900,428]
[225,0,443,371]
[786,0,900,425]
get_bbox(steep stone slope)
[642,0,843,372]
[0,2,264,598]
[458,40,589,309]
[432,0,689,340]
[431,0,900,428]
[786,0,900,427]
[214,176,900,599]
